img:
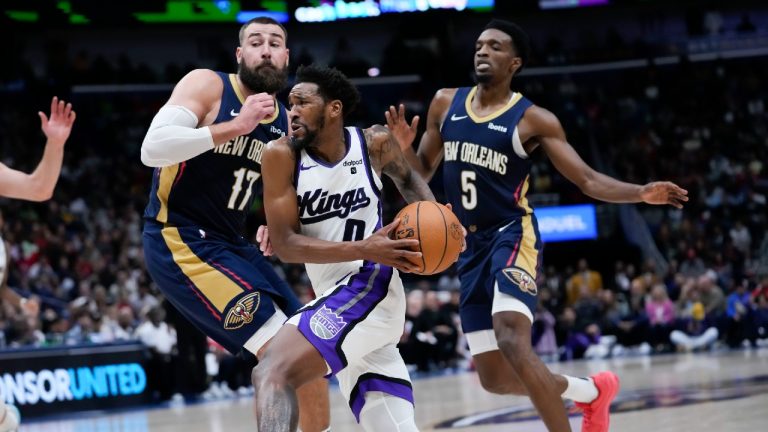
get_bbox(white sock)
[561,375,598,403]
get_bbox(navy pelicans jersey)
[144,72,288,237]
[294,127,383,294]
[440,86,534,233]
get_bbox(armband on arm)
[140,105,214,167]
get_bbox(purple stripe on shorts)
[349,377,414,422]
[296,262,393,374]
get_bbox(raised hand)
[639,181,689,209]
[360,218,422,273]
[234,92,276,135]
[39,96,76,148]
[385,104,419,152]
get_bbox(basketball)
[392,201,464,275]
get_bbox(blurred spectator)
[399,289,424,369]
[566,259,603,306]
[680,248,706,278]
[724,279,755,348]
[409,291,458,371]
[698,271,726,321]
[670,293,719,352]
[752,278,768,344]
[532,299,558,361]
[645,284,675,352]
[135,306,176,401]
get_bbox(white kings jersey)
[295,126,385,295]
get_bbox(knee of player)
[251,359,289,390]
[494,326,533,362]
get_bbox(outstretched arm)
[386,89,456,181]
[364,125,435,203]
[529,106,688,207]
[0,97,75,201]
[261,139,421,272]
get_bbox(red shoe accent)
[575,371,620,432]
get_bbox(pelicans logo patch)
[502,268,537,295]
[224,292,260,330]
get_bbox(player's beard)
[290,117,324,151]
[238,60,288,94]
[473,71,492,84]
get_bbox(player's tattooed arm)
[364,125,435,203]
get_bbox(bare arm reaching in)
[363,124,435,203]
[520,105,688,207]
[0,97,75,201]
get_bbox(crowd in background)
[1,8,768,401]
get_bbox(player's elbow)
[29,188,53,202]
[27,178,54,201]
[271,247,301,264]
[141,139,167,168]
[269,241,298,263]
[575,170,599,197]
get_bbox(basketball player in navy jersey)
[0,96,76,432]
[388,19,688,432]
[140,18,329,431]
[253,65,437,432]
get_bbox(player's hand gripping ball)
[392,201,464,275]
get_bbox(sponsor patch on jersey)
[224,292,260,330]
[502,267,537,295]
[270,125,285,136]
[309,305,347,340]
[488,122,508,133]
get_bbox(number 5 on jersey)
[228,168,261,210]
[461,170,477,210]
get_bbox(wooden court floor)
[23,349,768,431]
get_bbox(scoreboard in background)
[293,0,495,23]
[538,0,609,9]
[3,1,291,24]
[3,0,493,25]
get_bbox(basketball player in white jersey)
[253,64,440,432]
[0,96,76,432]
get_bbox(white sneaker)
[170,393,185,405]
[611,344,626,357]
[599,335,617,346]
[585,344,610,359]
[220,383,236,398]
[637,342,652,355]
[237,386,253,397]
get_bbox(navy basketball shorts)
[285,262,413,423]
[142,221,302,356]
[458,215,543,355]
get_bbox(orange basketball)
[392,201,464,275]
